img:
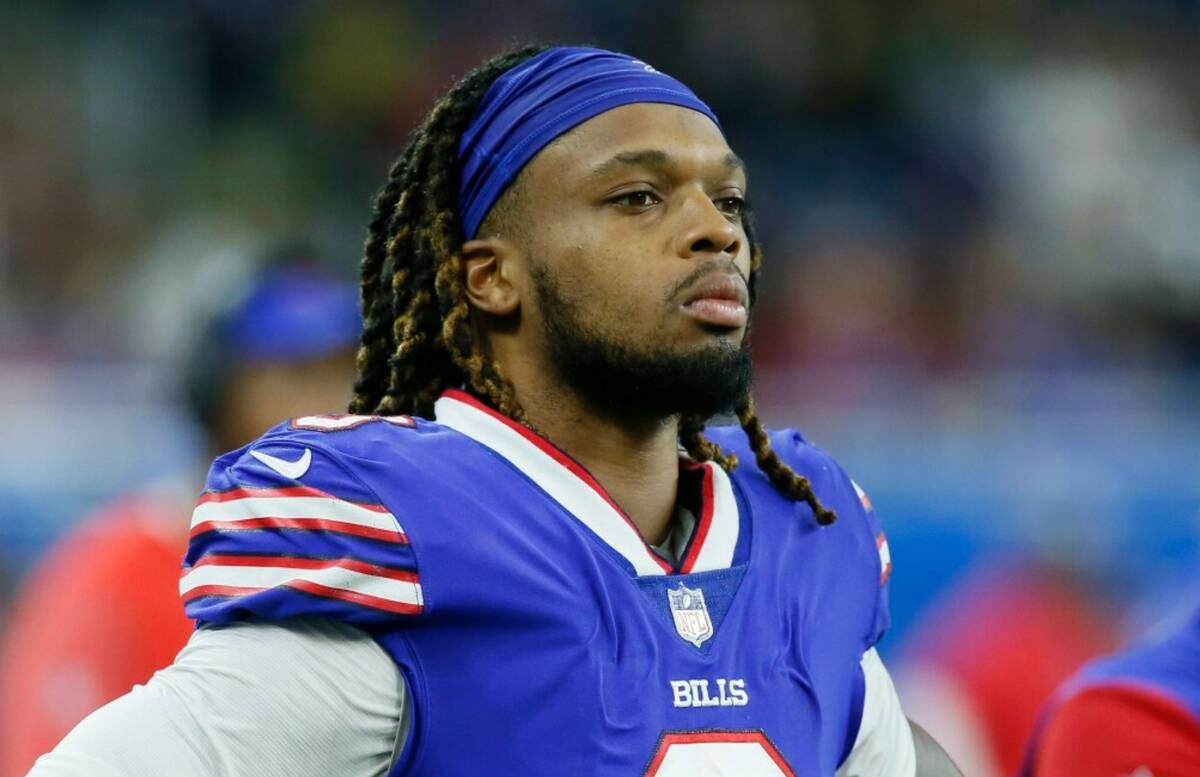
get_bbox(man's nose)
[673,191,741,260]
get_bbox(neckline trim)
[433,389,740,576]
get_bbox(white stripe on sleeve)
[178,560,424,611]
[191,495,403,534]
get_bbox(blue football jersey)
[1018,606,1200,776]
[1069,607,1200,722]
[182,389,893,776]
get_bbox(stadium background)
[1,1,1198,773]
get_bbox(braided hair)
[351,46,836,525]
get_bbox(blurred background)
[1,1,1199,775]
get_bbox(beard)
[530,265,753,422]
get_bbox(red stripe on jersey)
[180,581,423,616]
[677,464,716,575]
[181,583,265,602]
[190,554,418,582]
[442,388,674,574]
[197,486,391,513]
[286,579,424,615]
[189,518,406,544]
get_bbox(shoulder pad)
[707,422,892,643]
[182,433,422,628]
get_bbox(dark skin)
[461,103,749,546]
[459,102,962,776]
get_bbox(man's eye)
[716,196,746,217]
[610,191,660,209]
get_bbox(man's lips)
[678,273,749,328]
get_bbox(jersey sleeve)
[762,427,894,649]
[1029,684,1200,777]
[182,436,422,628]
[27,618,407,777]
[849,477,892,649]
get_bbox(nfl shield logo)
[667,584,714,647]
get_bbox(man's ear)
[460,237,521,316]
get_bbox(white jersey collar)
[433,389,740,577]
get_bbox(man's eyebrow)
[588,149,745,178]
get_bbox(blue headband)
[457,47,721,240]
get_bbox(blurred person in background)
[1019,602,1200,776]
[891,556,1118,777]
[0,249,360,777]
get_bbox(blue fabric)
[185,435,418,629]
[634,565,748,657]
[220,269,360,362]
[1019,606,1200,777]
[457,46,721,239]
[1073,607,1200,721]
[186,414,890,775]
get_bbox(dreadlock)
[351,46,836,525]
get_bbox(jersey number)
[644,731,795,776]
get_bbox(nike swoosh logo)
[250,448,312,480]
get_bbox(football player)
[3,255,359,777]
[30,46,960,776]
[1020,605,1200,776]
